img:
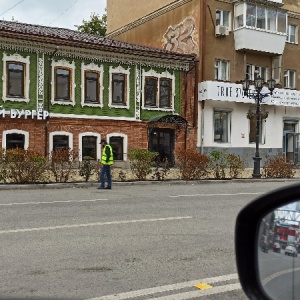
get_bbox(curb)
[0,178,299,190]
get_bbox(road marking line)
[0,216,192,235]
[0,199,108,206]
[263,266,300,285]
[169,192,262,198]
[151,283,241,300]
[86,273,238,300]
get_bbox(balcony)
[234,27,286,54]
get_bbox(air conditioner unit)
[215,25,229,36]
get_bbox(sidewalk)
[1,177,299,190]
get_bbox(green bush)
[49,148,77,182]
[175,149,209,180]
[79,156,98,182]
[0,149,9,183]
[128,149,158,180]
[226,153,246,179]
[2,148,48,184]
[263,155,295,178]
[209,150,227,179]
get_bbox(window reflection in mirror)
[258,201,300,299]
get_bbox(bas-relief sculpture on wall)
[163,16,198,54]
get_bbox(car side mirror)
[235,183,300,300]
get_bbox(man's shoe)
[97,186,105,189]
[105,186,111,189]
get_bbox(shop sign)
[0,107,49,120]
[198,81,300,107]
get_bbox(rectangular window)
[256,6,266,29]
[159,79,171,108]
[6,133,25,149]
[144,77,172,108]
[215,60,229,81]
[53,135,69,150]
[7,62,25,97]
[246,3,256,27]
[216,9,230,27]
[112,73,126,105]
[284,70,296,89]
[287,24,297,44]
[55,67,71,101]
[246,64,268,82]
[82,136,97,159]
[267,9,277,31]
[235,3,287,33]
[110,136,124,160]
[84,71,99,103]
[145,77,157,106]
[214,111,231,143]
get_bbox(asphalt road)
[0,180,297,300]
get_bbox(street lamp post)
[242,75,276,178]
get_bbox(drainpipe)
[45,46,59,157]
[198,0,207,153]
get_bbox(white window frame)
[49,131,73,154]
[234,2,287,34]
[142,69,175,112]
[78,132,101,161]
[284,70,296,89]
[213,110,232,144]
[107,133,128,161]
[2,129,29,149]
[2,53,30,103]
[216,9,231,30]
[109,66,130,109]
[51,59,76,106]
[246,64,268,82]
[214,60,230,81]
[81,62,104,108]
[287,24,298,44]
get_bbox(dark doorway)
[148,128,175,166]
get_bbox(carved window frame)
[142,69,175,112]
[109,66,130,109]
[2,53,30,103]
[81,62,104,108]
[51,59,76,106]
[2,129,29,149]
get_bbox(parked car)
[272,242,281,253]
[285,245,298,257]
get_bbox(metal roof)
[0,20,196,63]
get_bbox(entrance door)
[148,128,175,166]
[283,132,300,164]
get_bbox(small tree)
[175,150,209,180]
[3,148,48,184]
[209,150,227,179]
[79,156,98,182]
[226,153,246,179]
[263,155,295,178]
[49,148,77,182]
[128,149,157,180]
[75,12,107,36]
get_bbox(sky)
[0,0,107,30]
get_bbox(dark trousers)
[100,165,112,188]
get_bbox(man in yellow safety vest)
[97,139,114,189]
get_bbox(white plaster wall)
[201,100,300,149]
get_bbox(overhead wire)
[0,0,25,17]
[49,0,79,25]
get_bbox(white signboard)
[198,81,300,107]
